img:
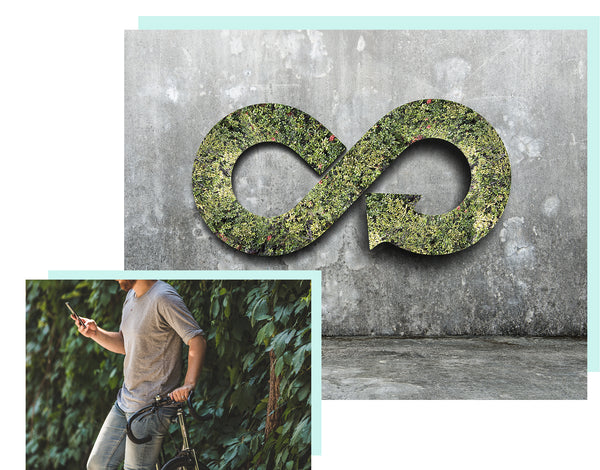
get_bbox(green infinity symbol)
[193,100,511,256]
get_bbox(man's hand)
[70,314,98,338]
[169,384,195,402]
[70,316,125,354]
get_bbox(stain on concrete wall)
[124,30,586,336]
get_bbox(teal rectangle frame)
[139,15,595,30]
[134,15,599,372]
[48,270,322,454]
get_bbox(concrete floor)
[322,336,587,400]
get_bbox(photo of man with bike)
[27,278,313,470]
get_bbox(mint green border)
[139,16,594,30]
[135,16,599,373]
[588,18,600,374]
[48,270,322,454]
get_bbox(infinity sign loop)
[193,100,511,256]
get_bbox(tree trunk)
[265,350,282,439]
[265,282,282,439]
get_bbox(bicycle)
[126,391,211,470]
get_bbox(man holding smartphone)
[70,279,207,470]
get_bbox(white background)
[4,2,599,468]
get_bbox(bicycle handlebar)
[126,391,211,445]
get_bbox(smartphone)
[65,302,85,327]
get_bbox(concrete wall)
[124,30,587,336]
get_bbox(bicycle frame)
[127,392,210,470]
[172,405,200,470]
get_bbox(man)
[71,279,207,470]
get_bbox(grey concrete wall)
[125,30,587,336]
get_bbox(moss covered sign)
[193,100,511,256]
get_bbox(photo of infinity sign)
[193,100,511,256]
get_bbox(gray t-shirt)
[116,281,204,412]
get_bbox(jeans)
[87,402,176,470]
